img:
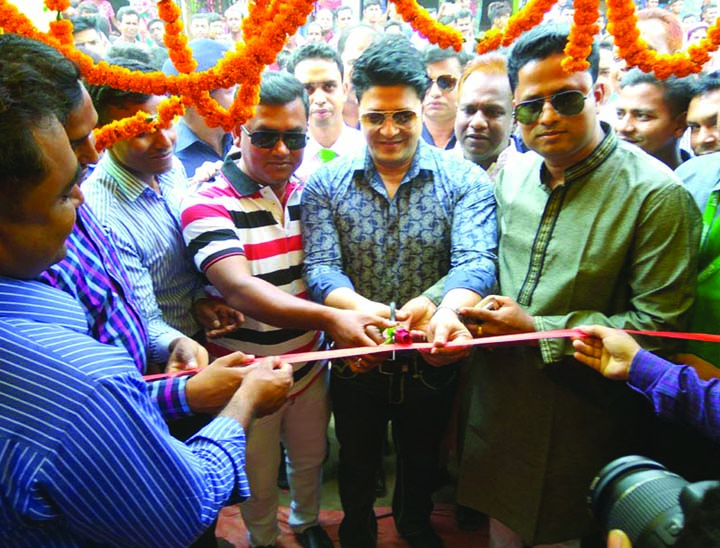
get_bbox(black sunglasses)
[513,90,591,125]
[360,110,418,129]
[241,126,308,150]
[430,74,458,92]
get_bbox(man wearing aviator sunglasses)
[421,46,466,150]
[181,71,393,548]
[456,22,701,548]
[302,36,497,548]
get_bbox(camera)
[588,455,720,547]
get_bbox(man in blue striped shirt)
[0,38,293,548]
[0,34,241,426]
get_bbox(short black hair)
[507,22,599,91]
[286,42,343,78]
[364,0,382,10]
[116,6,139,21]
[692,71,720,99]
[422,44,469,70]
[351,35,430,102]
[106,43,154,65]
[69,14,100,34]
[258,71,309,118]
[0,34,83,125]
[620,68,694,117]
[0,40,77,210]
[87,58,155,125]
[488,1,511,22]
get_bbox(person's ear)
[593,81,606,108]
[673,111,688,138]
[231,126,242,148]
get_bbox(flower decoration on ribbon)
[383,326,412,345]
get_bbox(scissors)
[389,301,396,360]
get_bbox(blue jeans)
[331,356,457,548]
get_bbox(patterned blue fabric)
[0,277,249,548]
[301,139,497,304]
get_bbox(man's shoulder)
[0,279,137,380]
[610,141,685,191]
[676,152,720,188]
[181,175,238,219]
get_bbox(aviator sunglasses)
[430,74,458,92]
[513,90,592,125]
[360,110,419,129]
[241,126,309,150]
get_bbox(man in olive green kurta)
[456,23,701,546]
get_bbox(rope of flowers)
[157,0,198,74]
[562,0,600,72]
[605,0,720,77]
[93,96,185,151]
[390,0,463,50]
[476,0,559,53]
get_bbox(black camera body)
[588,455,720,547]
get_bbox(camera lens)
[589,456,687,547]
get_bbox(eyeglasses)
[241,126,308,150]
[430,74,458,92]
[360,110,419,129]
[513,90,592,125]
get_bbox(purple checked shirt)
[38,204,191,420]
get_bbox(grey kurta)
[457,128,701,544]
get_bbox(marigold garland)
[561,0,600,72]
[476,0,559,53]
[0,0,716,150]
[157,0,197,74]
[45,0,69,12]
[93,96,185,151]
[605,0,720,77]
[390,0,463,50]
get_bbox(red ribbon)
[143,328,720,382]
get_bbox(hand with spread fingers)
[572,325,640,381]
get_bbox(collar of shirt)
[421,122,457,150]
[353,138,436,185]
[174,119,232,156]
[220,150,300,199]
[540,121,617,188]
[100,153,184,202]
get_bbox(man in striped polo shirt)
[181,70,392,548]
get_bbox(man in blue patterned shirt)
[301,36,497,548]
[0,46,293,548]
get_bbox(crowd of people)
[2,1,720,548]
